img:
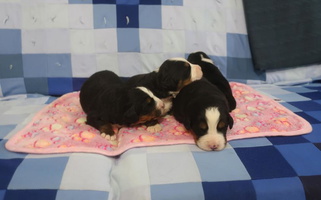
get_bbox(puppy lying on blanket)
[187,51,236,111]
[80,70,170,140]
[173,52,235,151]
[173,79,234,151]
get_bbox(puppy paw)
[146,124,162,133]
[101,133,117,141]
[101,133,119,146]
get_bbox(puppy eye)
[199,122,208,130]
[217,121,226,129]
[146,97,152,104]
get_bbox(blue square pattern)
[48,78,73,96]
[47,54,72,78]
[151,182,204,200]
[299,175,321,200]
[4,190,57,200]
[300,92,321,100]
[8,157,69,190]
[0,54,23,79]
[117,28,140,52]
[192,149,251,182]
[161,0,183,6]
[208,55,227,76]
[306,111,321,122]
[0,29,21,54]
[303,124,321,143]
[139,5,162,29]
[22,54,47,78]
[140,0,161,4]
[227,33,252,58]
[0,78,26,96]
[282,86,316,94]
[93,0,116,4]
[117,5,139,28]
[295,112,321,125]
[279,102,302,112]
[226,57,265,81]
[73,78,87,91]
[229,137,272,148]
[56,190,109,200]
[235,146,297,179]
[93,4,117,29]
[0,125,16,139]
[252,177,306,200]
[289,101,321,111]
[0,190,5,200]
[276,143,321,176]
[0,159,23,189]
[0,140,26,159]
[24,78,49,95]
[267,135,310,145]
[116,0,139,4]
[202,180,256,200]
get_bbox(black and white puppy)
[126,58,203,99]
[187,51,236,111]
[80,70,170,139]
[172,79,234,151]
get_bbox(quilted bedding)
[1,83,321,200]
[1,0,321,199]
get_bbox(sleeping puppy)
[80,70,170,139]
[187,51,236,111]
[172,79,234,151]
[126,58,203,99]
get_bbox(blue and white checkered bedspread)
[1,83,321,200]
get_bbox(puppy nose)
[210,145,219,151]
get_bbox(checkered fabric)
[0,0,263,97]
[1,83,321,200]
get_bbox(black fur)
[187,51,236,111]
[80,70,161,136]
[125,59,194,99]
[173,79,233,140]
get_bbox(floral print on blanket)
[6,82,312,156]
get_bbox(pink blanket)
[6,82,312,156]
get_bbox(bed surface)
[1,83,321,200]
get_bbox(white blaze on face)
[200,54,214,65]
[168,57,203,81]
[196,107,227,151]
[136,87,171,115]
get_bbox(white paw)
[101,133,117,141]
[146,124,162,133]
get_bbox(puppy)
[126,58,203,99]
[187,51,236,111]
[79,70,170,139]
[172,79,234,151]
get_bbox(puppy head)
[156,58,203,93]
[187,51,214,65]
[191,107,233,151]
[124,86,172,125]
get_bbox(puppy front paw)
[101,133,117,141]
[146,124,162,133]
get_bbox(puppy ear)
[228,114,234,129]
